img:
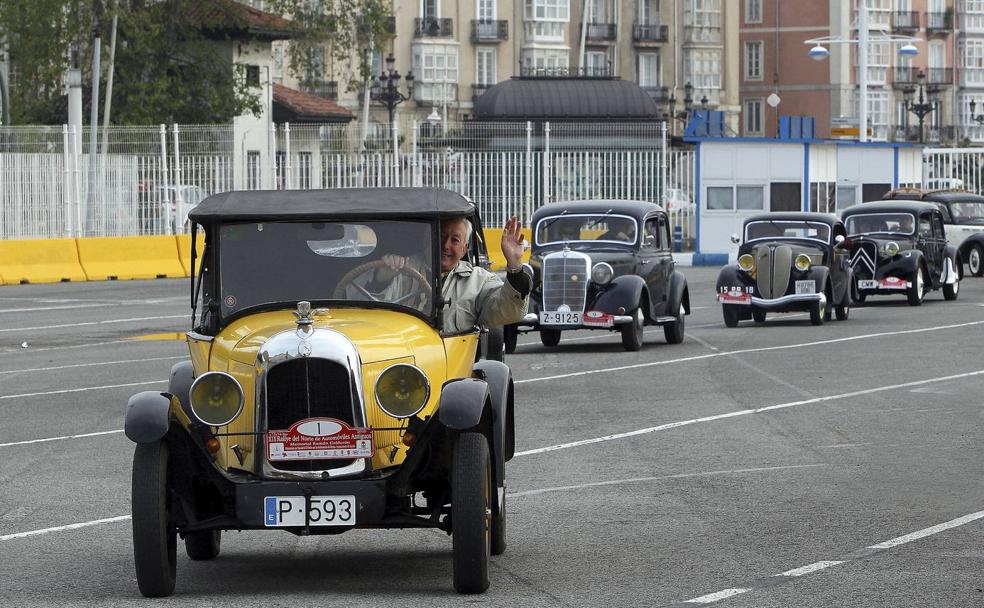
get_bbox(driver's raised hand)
[501,216,525,270]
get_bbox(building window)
[586,0,607,22]
[637,53,661,88]
[247,151,261,190]
[685,49,721,102]
[522,49,570,71]
[422,0,438,19]
[706,185,764,211]
[639,0,659,25]
[745,99,763,135]
[413,45,459,101]
[298,152,312,189]
[244,64,260,87]
[477,0,496,20]
[745,41,762,80]
[476,47,497,86]
[586,51,609,76]
[745,0,761,23]
[524,0,570,20]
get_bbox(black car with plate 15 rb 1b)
[503,200,690,352]
[716,212,853,327]
[841,200,960,305]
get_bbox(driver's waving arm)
[441,216,530,334]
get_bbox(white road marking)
[0,303,113,314]
[514,319,984,386]
[688,334,720,351]
[776,561,844,577]
[0,429,124,448]
[515,368,984,457]
[685,589,751,604]
[0,516,131,541]
[0,379,166,401]
[690,312,809,329]
[508,464,827,498]
[0,315,187,333]
[0,355,185,376]
[0,338,174,354]
[867,509,984,550]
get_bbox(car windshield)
[744,220,830,244]
[218,220,435,318]
[949,202,984,224]
[844,212,915,236]
[535,213,638,245]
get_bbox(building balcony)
[683,26,721,44]
[471,19,508,42]
[926,10,952,33]
[583,22,617,41]
[301,80,338,101]
[926,67,953,86]
[895,125,954,143]
[961,67,984,88]
[893,66,917,87]
[414,17,453,38]
[472,83,493,101]
[414,82,458,104]
[519,66,613,78]
[633,24,669,44]
[892,10,920,32]
[383,16,396,34]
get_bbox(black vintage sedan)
[716,212,852,327]
[504,200,690,352]
[842,200,960,305]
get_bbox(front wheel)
[621,308,644,351]
[485,326,505,362]
[539,328,561,347]
[835,298,850,321]
[722,305,741,328]
[968,244,984,277]
[943,275,960,300]
[452,433,492,594]
[751,309,767,323]
[185,530,221,561]
[132,441,177,598]
[663,303,685,344]
[906,267,926,306]
[809,300,824,326]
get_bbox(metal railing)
[583,22,616,40]
[633,24,668,43]
[414,17,453,37]
[926,67,953,85]
[892,10,920,31]
[471,19,508,42]
[926,11,952,32]
[301,80,338,101]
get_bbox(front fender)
[877,250,922,278]
[666,271,690,315]
[806,266,830,293]
[592,274,646,314]
[438,378,492,432]
[958,234,984,260]
[124,391,172,444]
[473,360,514,464]
[168,361,194,412]
[716,265,750,292]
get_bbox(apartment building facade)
[264,1,740,134]
[737,0,984,144]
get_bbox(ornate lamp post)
[663,82,694,135]
[968,99,984,126]
[902,70,937,143]
[370,54,415,126]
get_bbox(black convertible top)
[188,188,476,224]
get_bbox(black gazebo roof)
[472,77,660,122]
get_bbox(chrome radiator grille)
[265,357,355,472]
[542,254,589,312]
[850,242,878,280]
[753,245,792,299]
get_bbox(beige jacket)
[442,260,528,334]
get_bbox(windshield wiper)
[540,209,570,235]
[584,209,614,230]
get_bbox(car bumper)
[234,478,389,529]
[749,292,827,311]
[515,311,636,330]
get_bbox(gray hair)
[444,216,473,242]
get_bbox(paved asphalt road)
[1,267,983,607]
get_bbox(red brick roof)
[273,84,353,121]
[185,0,295,40]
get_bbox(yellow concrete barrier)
[77,235,185,280]
[483,228,532,271]
[0,238,87,284]
[175,234,205,277]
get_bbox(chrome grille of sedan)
[541,251,590,312]
[850,242,877,280]
[753,245,792,299]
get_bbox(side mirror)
[833,234,846,248]
[730,233,741,245]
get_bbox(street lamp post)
[805,3,919,142]
[663,82,694,135]
[902,70,937,144]
[968,99,984,126]
[370,54,415,126]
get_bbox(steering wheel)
[332,259,432,309]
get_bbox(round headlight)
[794,254,812,272]
[737,254,755,272]
[375,364,430,419]
[189,372,244,427]
[591,262,614,285]
[884,241,900,256]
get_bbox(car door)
[637,216,662,316]
[917,211,942,279]
[930,210,948,283]
[830,222,850,303]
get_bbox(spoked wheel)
[132,441,177,598]
[751,309,767,324]
[621,308,644,351]
[503,325,518,354]
[185,530,221,561]
[906,267,926,306]
[969,244,984,277]
[452,433,492,594]
[722,305,740,328]
[663,303,685,344]
[539,329,561,347]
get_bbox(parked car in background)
[716,212,853,326]
[504,200,690,352]
[160,185,208,234]
[882,188,984,277]
[125,188,515,597]
[842,200,960,305]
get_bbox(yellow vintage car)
[124,188,516,597]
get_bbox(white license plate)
[858,279,878,290]
[795,280,816,295]
[264,495,356,527]
[541,311,581,325]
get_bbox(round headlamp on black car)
[591,262,614,285]
[883,241,900,256]
[794,254,812,272]
[737,254,755,273]
[375,364,430,419]
[189,372,245,426]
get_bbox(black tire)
[822,283,833,322]
[132,441,177,598]
[663,303,685,344]
[906,267,926,306]
[835,298,850,321]
[491,486,506,556]
[539,329,561,347]
[452,433,492,594]
[968,244,984,277]
[855,292,866,304]
[503,325,518,354]
[943,276,959,300]
[722,305,740,328]
[485,326,505,362]
[751,309,767,323]
[185,530,221,561]
[621,308,644,351]
[809,300,824,326]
